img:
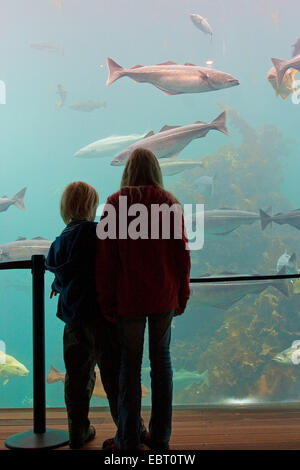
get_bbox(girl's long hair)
[120,148,177,203]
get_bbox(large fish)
[185,208,260,238]
[189,267,289,310]
[0,188,26,213]
[260,208,300,231]
[47,365,149,398]
[106,58,239,95]
[111,111,229,166]
[159,159,205,176]
[189,14,213,41]
[74,133,148,158]
[271,56,300,87]
[0,237,52,262]
[0,351,29,385]
[267,66,297,99]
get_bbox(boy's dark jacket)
[45,220,99,324]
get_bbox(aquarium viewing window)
[0,0,300,415]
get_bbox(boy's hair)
[60,181,99,224]
[120,147,177,203]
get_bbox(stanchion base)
[5,428,69,450]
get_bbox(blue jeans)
[115,311,174,450]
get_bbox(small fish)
[267,66,298,99]
[56,84,67,110]
[0,351,29,385]
[74,133,147,158]
[272,341,300,365]
[276,251,297,275]
[0,237,52,262]
[106,58,239,95]
[271,56,300,87]
[69,100,107,112]
[189,14,213,41]
[30,42,64,55]
[271,11,280,31]
[159,159,205,176]
[47,365,149,398]
[193,174,216,196]
[0,188,27,213]
[22,396,33,407]
[111,111,229,166]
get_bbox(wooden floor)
[1,406,300,450]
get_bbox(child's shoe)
[69,424,96,449]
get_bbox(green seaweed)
[168,107,300,404]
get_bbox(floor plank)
[1,407,300,450]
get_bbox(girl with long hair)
[96,149,191,450]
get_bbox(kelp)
[167,108,300,404]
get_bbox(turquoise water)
[0,0,300,408]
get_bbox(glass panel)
[0,0,299,409]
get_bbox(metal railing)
[0,255,299,449]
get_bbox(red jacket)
[95,185,190,320]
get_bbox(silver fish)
[159,159,205,176]
[56,84,67,110]
[189,14,213,40]
[69,100,107,112]
[111,111,229,166]
[271,56,300,86]
[30,42,64,54]
[0,188,27,213]
[74,133,148,158]
[260,208,300,231]
[189,267,289,310]
[193,175,215,196]
[0,237,52,262]
[186,208,260,238]
[276,251,297,275]
[106,58,239,95]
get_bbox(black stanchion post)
[5,255,69,450]
[32,254,46,434]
